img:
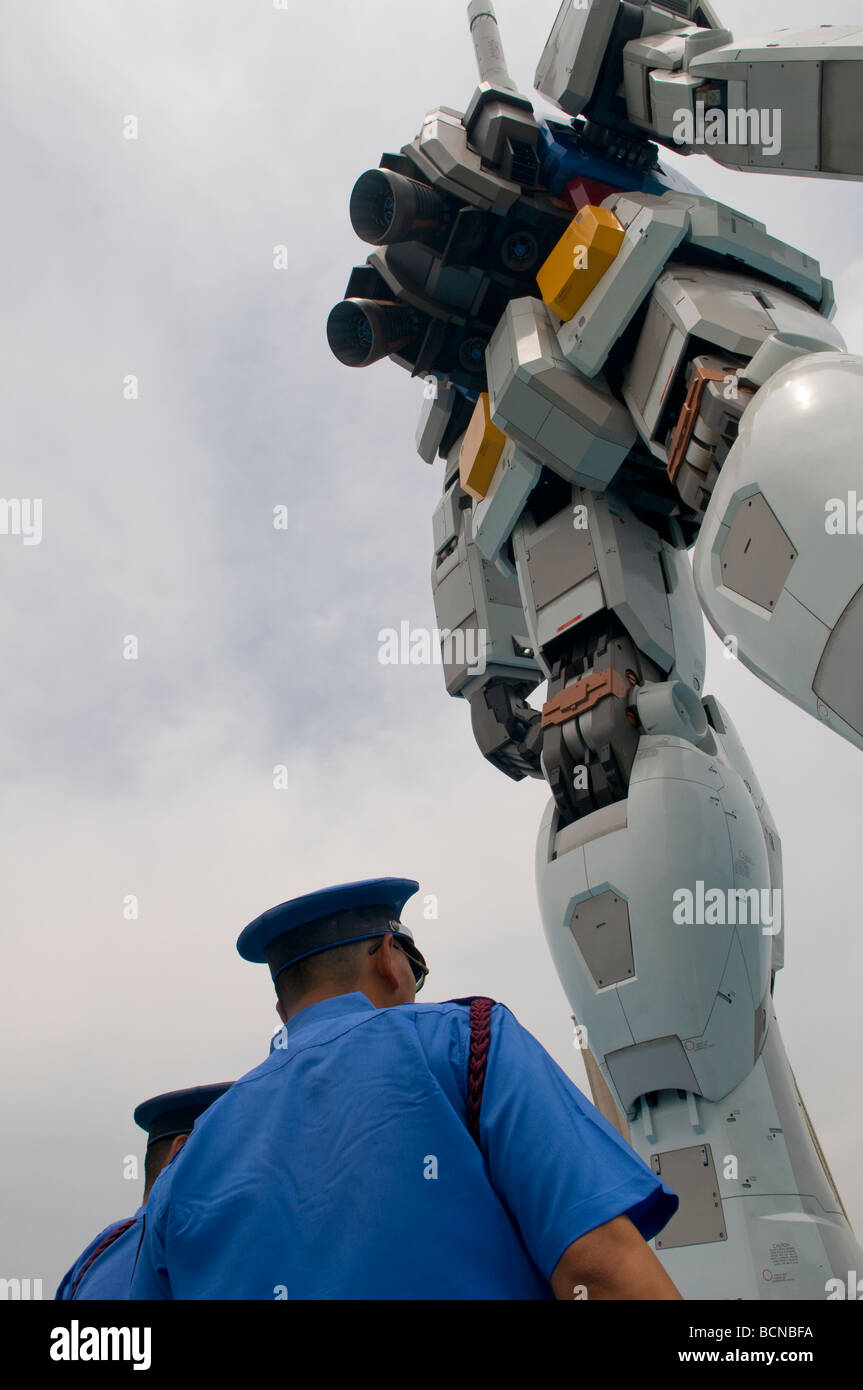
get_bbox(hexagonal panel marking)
[569,888,634,988]
[720,492,797,613]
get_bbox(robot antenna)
[467,1,518,94]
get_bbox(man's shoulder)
[389,998,527,1061]
[55,1214,139,1299]
[80,1214,139,1256]
[387,996,517,1037]
[402,996,512,1019]
[283,996,516,1042]
[211,998,519,1101]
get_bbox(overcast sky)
[1,0,862,1294]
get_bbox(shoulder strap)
[466,996,495,1146]
[70,1218,137,1298]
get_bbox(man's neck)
[281,985,379,1023]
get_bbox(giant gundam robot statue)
[327,0,863,1299]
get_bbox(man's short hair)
[143,1135,176,1195]
[275,938,371,1011]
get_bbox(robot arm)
[430,432,546,781]
[537,0,863,180]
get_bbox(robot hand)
[537,0,863,180]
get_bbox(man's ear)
[370,933,401,991]
[276,999,287,1024]
[167,1133,188,1163]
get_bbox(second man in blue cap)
[56,1083,231,1300]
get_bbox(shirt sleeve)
[478,1004,679,1280]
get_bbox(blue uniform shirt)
[56,1206,145,1300]
[131,996,677,1299]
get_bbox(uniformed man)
[56,1083,231,1300]
[131,878,681,1300]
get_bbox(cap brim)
[237,877,421,964]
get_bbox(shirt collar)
[284,991,378,1038]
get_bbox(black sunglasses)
[368,934,428,991]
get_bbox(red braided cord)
[71,1218,137,1298]
[467,997,495,1144]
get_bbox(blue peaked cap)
[133,1083,232,1147]
[236,877,423,982]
